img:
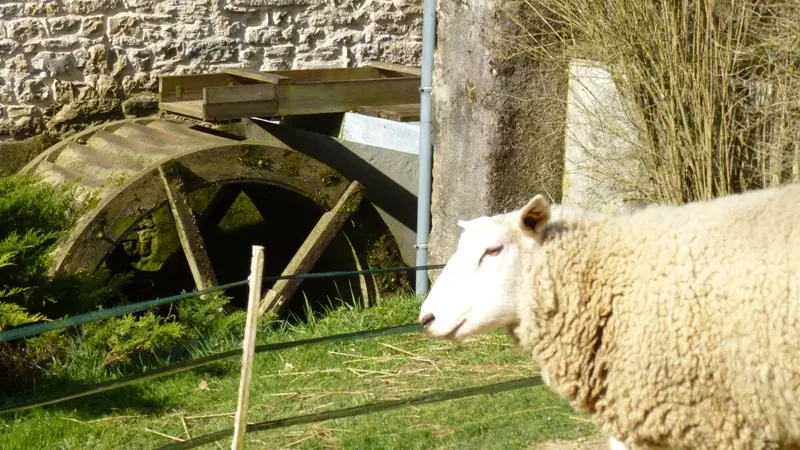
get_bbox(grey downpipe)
[415,0,436,296]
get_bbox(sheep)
[418,183,800,450]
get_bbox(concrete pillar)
[562,58,649,213]
[429,0,568,273]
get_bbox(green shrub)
[0,174,244,395]
[82,312,187,366]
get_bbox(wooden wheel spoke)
[159,163,219,290]
[258,181,366,317]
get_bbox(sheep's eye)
[485,245,503,256]
[478,245,504,266]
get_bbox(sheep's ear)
[457,219,478,230]
[519,194,550,235]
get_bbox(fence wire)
[0,323,422,415]
[1,262,543,450]
[0,264,445,342]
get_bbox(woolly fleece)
[511,183,800,450]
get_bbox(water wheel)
[21,117,409,318]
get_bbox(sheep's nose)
[420,313,435,328]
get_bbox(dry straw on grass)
[500,0,800,204]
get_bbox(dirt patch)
[534,435,607,449]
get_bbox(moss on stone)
[46,98,124,136]
[345,202,409,295]
[278,150,301,177]
[236,145,274,171]
[464,78,477,102]
[341,184,367,217]
[319,167,344,187]
[122,93,159,118]
[118,205,179,272]
[109,214,137,242]
[0,132,60,175]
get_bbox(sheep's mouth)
[442,317,468,341]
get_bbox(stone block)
[0,4,23,19]
[23,2,62,16]
[0,81,14,103]
[209,16,241,37]
[122,92,159,117]
[6,105,36,119]
[110,35,145,48]
[329,29,362,46]
[178,23,214,41]
[65,0,122,14]
[75,44,108,74]
[31,52,77,76]
[109,48,129,76]
[297,28,325,45]
[0,40,20,55]
[85,73,123,98]
[128,48,154,71]
[184,38,239,64]
[260,44,293,70]
[293,45,342,66]
[380,41,421,65]
[123,0,159,12]
[239,46,264,68]
[5,55,28,73]
[152,40,183,60]
[52,79,77,103]
[271,11,290,25]
[108,14,141,37]
[40,37,89,50]
[244,26,293,45]
[351,43,379,64]
[17,79,50,102]
[227,0,322,6]
[7,18,47,41]
[47,16,82,34]
[80,16,105,37]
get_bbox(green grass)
[0,295,597,449]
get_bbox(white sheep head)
[418,194,553,342]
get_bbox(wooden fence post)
[231,245,265,450]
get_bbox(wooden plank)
[275,78,420,116]
[115,122,197,150]
[231,245,264,450]
[158,163,218,290]
[159,73,236,102]
[203,100,279,121]
[365,61,422,77]
[222,67,292,84]
[203,84,278,105]
[357,104,421,122]
[160,100,205,120]
[146,120,233,145]
[258,181,366,317]
[263,67,383,83]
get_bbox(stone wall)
[0,0,423,140]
